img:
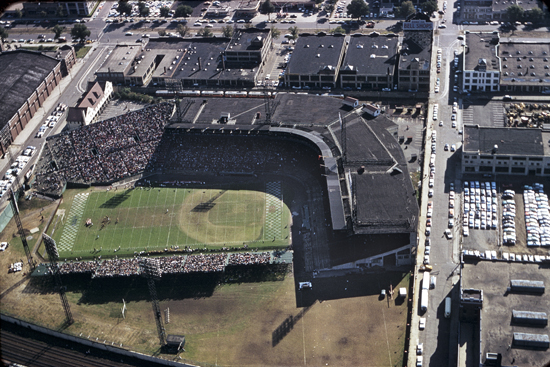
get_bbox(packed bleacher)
[54,251,273,278]
[183,254,228,273]
[146,131,317,174]
[228,252,271,266]
[34,103,173,196]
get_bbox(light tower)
[42,234,74,326]
[140,258,166,347]
[10,188,35,271]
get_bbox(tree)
[118,0,133,16]
[270,26,281,39]
[331,26,346,34]
[158,29,166,36]
[52,24,65,39]
[325,3,335,12]
[506,4,524,22]
[0,26,8,42]
[40,11,47,18]
[176,24,189,37]
[289,26,299,40]
[70,23,91,42]
[138,1,150,17]
[420,0,438,15]
[198,28,213,37]
[396,1,416,17]
[260,0,276,19]
[346,0,369,19]
[222,25,234,38]
[15,9,23,18]
[525,7,543,23]
[175,5,193,17]
[55,5,65,17]
[160,6,170,17]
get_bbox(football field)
[52,183,290,258]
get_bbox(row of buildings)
[93,13,434,92]
[462,31,550,93]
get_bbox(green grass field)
[51,184,291,259]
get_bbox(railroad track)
[0,323,177,367]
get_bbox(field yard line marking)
[120,191,134,250]
[165,188,178,246]
[381,306,392,367]
[145,189,160,250]
[130,188,145,250]
[301,311,307,366]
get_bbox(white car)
[419,318,426,329]
[417,356,423,367]
[438,24,447,28]
[125,32,134,36]
[452,121,456,128]
[428,189,434,197]
[451,144,456,152]
[451,114,456,120]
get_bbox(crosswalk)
[58,193,90,252]
[264,182,283,240]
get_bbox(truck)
[422,274,429,290]
[420,289,429,312]
[444,297,451,318]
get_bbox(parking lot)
[460,179,550,257]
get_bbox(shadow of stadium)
[22,264,292,304]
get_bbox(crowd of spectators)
[53,252,277,277]
[93,258,141,278]
[58,260,98,274]
[228,252,271,266]
[147,131,317,175]
[183,254,228,273]
[34,103,173,195]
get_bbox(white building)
[66,81,113,128]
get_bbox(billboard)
[403,20,433,30]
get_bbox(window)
[466,72,471,77]
[511,167,525,173]
[473,73,478,77]
[495,166,509,172]
[465,79,470,84]
[512,157,526,160]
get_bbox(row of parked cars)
[463,181,498,233]
[523,183,550,247]
[36,103,66,138]
[502,189,517,245]
[0,146,36,198]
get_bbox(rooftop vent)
[503,65,508,68]
[316,54,320,58]
[530,65,535,69]
[305,44,310,48]
[357,44,363,49]
[319,44,324,48]
[329,45,334,48]
[372,44,378,48]
[382,45,388,49]
[517,51,521,54]
[370,54,376,58]
[529,51,533,54]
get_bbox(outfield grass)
[51,186,291,259]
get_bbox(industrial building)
[0,50,71,157]
[461,125,550,176]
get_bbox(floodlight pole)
[43,234,74,325]
[9,188,35,271]
[140,258,166,347]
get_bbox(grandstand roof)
[271,93,346,126]
[331,115,417,234]
[0,50,60,129]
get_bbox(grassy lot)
[1,267,409,367]
[50,187,290,259]
[75,45,92,58]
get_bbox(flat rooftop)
[342,36,399,76]
[399,37,430,71]
[464,32,500,71]
[97,45,141,74]
[272,93,347,126]
[499,41,550,86]
[226,29,270,52]
[463,125,544,156]
[286,35,345,76]
[462,261,550,366]
[176,97,266,124]
[0,50,60,129]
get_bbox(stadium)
[32,93,418,279]
[18,93,419,362]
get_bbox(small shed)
[166,335,186,351]
[399,287,407,298]
[343,96,359,108]
[362,103,381,117]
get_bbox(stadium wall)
[1,314,196,367]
